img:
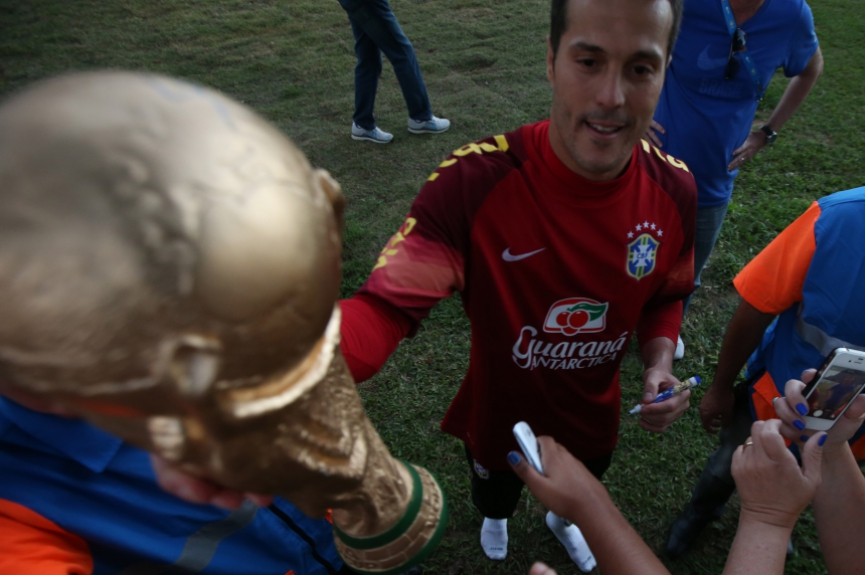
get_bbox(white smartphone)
[513,421,544,474]
[802,348,865,430]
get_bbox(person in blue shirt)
[665,187,865,558]
[647,0,823,359]
[0,390,348,575]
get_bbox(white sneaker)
[674,335,685,361]
[351,123,393,144]
[407,115,450,134]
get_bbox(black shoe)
[665,504,720,558]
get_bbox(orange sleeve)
[0,499,93,575]
[733,202,820,314]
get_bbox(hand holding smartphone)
[802,348,865,430]
[513,421,544,474]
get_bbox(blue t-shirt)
[0,398,343,575]
[654,0,818,207]
[744,187,865,391]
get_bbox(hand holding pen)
[631,376,701,415]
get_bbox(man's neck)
[729,0,766,26]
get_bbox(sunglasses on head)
[725,28,747,80]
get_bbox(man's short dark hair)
[550,0,684,60]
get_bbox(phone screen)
[807,366,865,420]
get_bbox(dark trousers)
[687,382,754,518]
[682,202,729,316]
[465,444,613,520]
[338,0,432,130]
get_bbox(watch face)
[761,125,777,144]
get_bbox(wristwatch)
[759,124,778,145]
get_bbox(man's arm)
[340,294,412,382]
[700,299,776,433]
[704,200,820,432]
[728,48,824,171]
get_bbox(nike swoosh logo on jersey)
[697,45,730,70]
[502,247,546,262]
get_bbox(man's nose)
[595,70,626,109]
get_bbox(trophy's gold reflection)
[0,72,446,573]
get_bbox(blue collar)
[0,397,123,473]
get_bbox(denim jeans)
[338,0,432,130]
[683,201,729,315]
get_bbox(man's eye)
[578,58,597,67]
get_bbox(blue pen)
[629,376,701,414]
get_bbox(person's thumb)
[642,377,659,403]
[508,450,538,485]
[844,394,865,423]
[529,562,557,575]
[801,431,827,486]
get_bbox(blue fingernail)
[507,452,521,465]
[800,435,809,443]
[796,403,809,416]
[819,434,827,447]
[793,420,806,430]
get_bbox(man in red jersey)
[338,0,696,569]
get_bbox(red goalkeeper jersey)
[348,120,696,470]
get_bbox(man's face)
[547,0,672,181]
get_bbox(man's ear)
[155,335,222,399]
[546,36,556,84]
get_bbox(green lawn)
[2,1,863,573]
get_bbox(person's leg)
[350,0,432,122]
[666,382,752,557]
[342,9,383,131]
[465,445,524,560]
[682,202,730,316]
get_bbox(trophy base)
[333,462,448,575]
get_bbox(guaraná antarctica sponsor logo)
[513,297,627,371]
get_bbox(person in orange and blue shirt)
[0,393,347,575]
[666,186,865,557]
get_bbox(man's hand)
[645,119,665,148]
[699,383,736,433]
[508,436,604,520]
[639,367,690,433]
[732,419,824,530]
[151,455,273,510]
[773,370,865,453]
[727,130,767,171]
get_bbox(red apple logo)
[544,298,608,335]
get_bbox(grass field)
[2,0,863,573]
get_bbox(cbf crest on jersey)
[627,233,660,280]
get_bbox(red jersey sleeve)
[339,295,412,383]
[734,202,820,314]
[344,133,521,378]
[634,143,697,347]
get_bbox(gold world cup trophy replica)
[0,71,446,574]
